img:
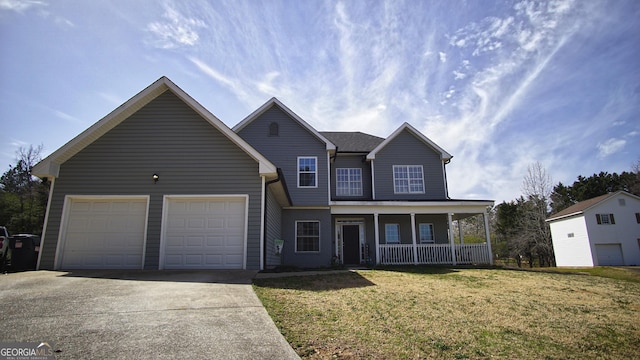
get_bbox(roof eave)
[366,122,452,161]
[233,97,336,151]
[546,211,584,222]
[31,76,277,179]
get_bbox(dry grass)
[253,267,640,359]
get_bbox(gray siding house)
[33,77,494,270]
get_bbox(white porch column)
[448,213,457,265]
[458,219,464,245]
[483,210,494,265]
[374,213,380,265]
[410,213,418,265]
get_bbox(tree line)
[0,145,49,234]
[493,160,640,267]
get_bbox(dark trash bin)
[9,234,40,271]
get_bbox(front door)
[342,225,360,265]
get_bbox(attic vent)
[269,122,279,136]
[567,233,575,238]
[618,198,626,206]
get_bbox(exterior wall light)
[153,174,159,183]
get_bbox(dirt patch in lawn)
[253,268,640,359]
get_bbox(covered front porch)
[331,200,494,266]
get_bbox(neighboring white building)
[547,191,640,267]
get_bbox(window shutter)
[596,214,602,224]
[636,213,640,224]
[610,214,615,224]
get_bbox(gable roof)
[546,190,640,222]
[32,77,277,178]
[232,97,336,151]
[366,122,453,161]
[320,131,384,153]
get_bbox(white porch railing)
[379,243,491,265]
[379,244,414,265]
[455,244,491,265]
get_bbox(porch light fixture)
[153,174,159,183]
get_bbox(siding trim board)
[36,177,56,270]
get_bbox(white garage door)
[595,244,624,266]
[162,196,247,269]
[60,197,148,269]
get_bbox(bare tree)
[520,162,554,266]
[522,161,553,202]
[500,162,555,267]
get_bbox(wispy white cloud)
[0,0,46,13]
[98,92,124,106]
[53,109,82,124]
[151,0,631,201]
[146,4,206,49]
[597,138,626,158]
[188,56,250,102]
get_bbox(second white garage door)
[595,244,624,266]
[162,196,247,269]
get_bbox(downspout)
[443,158,452,199]
[263,168,283,270]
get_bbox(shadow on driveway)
[59,269,258,284]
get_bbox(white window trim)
[393,165,425,194]
[336,168,363,196]
[297,156,318,188]
[295,220,321,253]
[385,223,400,244]
[419,223,435,243]
[596,213,615,225]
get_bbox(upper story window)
[596,213,615,225]
[419,223,435,243]
[393,165,424,194]
[385,224,400,243]
[336,168,363,196]
[298,157,317,188]
[269,122,279,136]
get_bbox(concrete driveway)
[0,270,299,359]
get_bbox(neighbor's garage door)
[162,196,246,269]
[60,197,148,269]
[595,244,624,266]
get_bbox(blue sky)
[1,0,638,203]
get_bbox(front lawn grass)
[253,267,640,359]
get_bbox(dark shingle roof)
[547,192,616,221]
[320,131,385,153]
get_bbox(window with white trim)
[393,165,424,194]
[296,221,320,252]
[336,168,363,196]
[385,224,400,243]
[298,157,317,188]
[596,213,615,225]
[419,223,435,243]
